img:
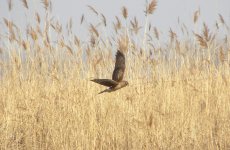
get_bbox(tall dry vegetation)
[0,0,230,149]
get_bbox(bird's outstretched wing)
[112,50,126,82]
[91,79,118,87]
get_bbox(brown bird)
[91,50,128,94]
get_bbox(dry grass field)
[0,0,230,149]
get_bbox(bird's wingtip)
[116,50,125,57]
[89,77,95,80]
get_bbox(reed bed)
[0,0,230,149]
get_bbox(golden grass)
[1,65,230,149]
[0,0,230,149]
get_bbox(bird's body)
[91,79,128,94]
[91,50,128,94]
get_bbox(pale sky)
[0,0,229,40]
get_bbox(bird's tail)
[98,89,111,94]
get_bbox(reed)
[0,0,230,149]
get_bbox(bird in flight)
[91,50,128,94]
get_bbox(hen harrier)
[91,50,128,94]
